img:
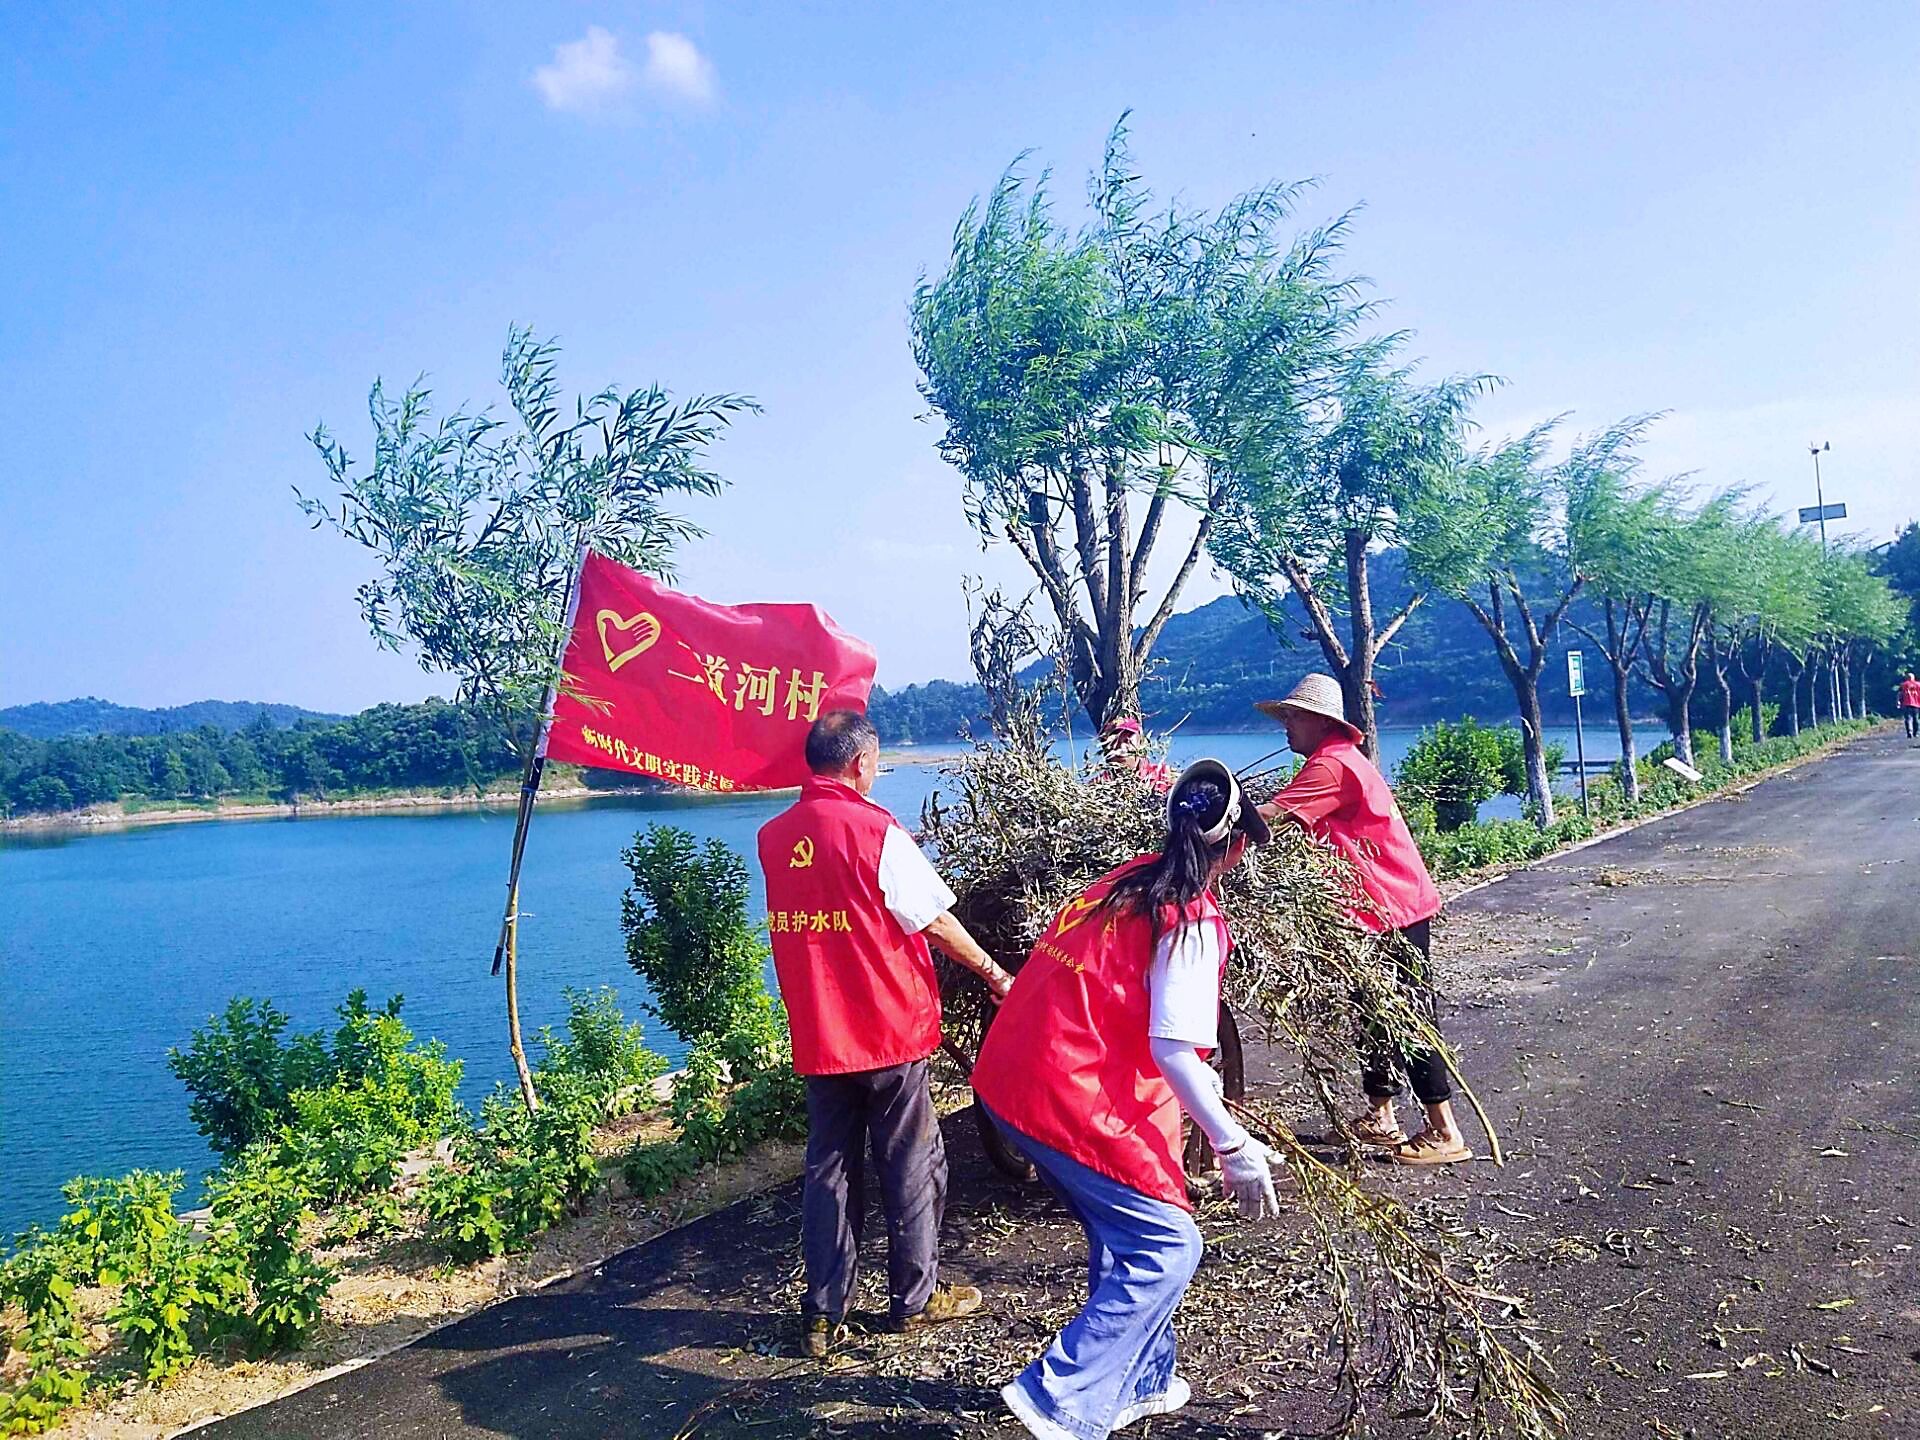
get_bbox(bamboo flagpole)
[490,543,590,1112]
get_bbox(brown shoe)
[892,1283,983,1333]
[1347,1112,1409,1149]
[802,1315,846,1358]
[1393,1129,1472,1166]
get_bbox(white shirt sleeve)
[1147,920,1223,1048]
[878,825,957,934]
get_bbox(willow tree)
[1629,492,1750,769]
[1423,418,1653,827]
[1568,466,1673,805]
[1821,549,1904,720]
[1209,348,1491,757]
[1731,521,1818,742]
[300,327,754,1109]
[911,119,1361,729]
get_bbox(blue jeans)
[981,1103,1203,1440]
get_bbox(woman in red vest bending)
[973,759,1277,1440]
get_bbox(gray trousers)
[801,1057,946,1323]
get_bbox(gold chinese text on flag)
[543,552,878,791]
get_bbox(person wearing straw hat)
[1253,674,1470,1167]
[973,759,1277,1439]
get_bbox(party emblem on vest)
[596,609,662,672]
[1051,890,1104,937]
[789,837,815,869]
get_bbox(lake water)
[0,724,1654,1236]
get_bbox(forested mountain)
[0,697,339,739]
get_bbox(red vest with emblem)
[1287,736,1443,933]
[1900,679,1920,710]
[971,859,1229,1210]
[757,777,941,1076]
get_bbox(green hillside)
[0,697,341,739]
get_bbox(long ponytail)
[1103,780,1233,936]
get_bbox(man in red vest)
[758,709,1013,1358]
[1898,673,1920,739]
[1254,674,1471,1166]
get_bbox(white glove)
[1217,1136,1281,1220]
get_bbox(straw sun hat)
[1253,673,1363,743]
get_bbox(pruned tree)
[300,327,755,1109]
[1632,492,1746,769]
[1209,346,1493,757]
[1732,522,1819,742]
[912,118,1361,729]
[1568,467,1674,805]
[1423,417,1654,828]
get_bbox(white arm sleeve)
[1152,1040,1250,1155]
[878,826,957,934]
[1147,921,1222,1047]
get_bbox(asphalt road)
[197,727,1920,1440]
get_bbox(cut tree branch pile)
[917,719,1558,1436]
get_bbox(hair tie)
[1177,790,1211,817]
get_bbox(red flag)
[542,552,877,792]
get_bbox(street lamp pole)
[1809,441,1831,554]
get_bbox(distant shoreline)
[0,746,964,837]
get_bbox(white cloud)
[532,26,636,114]
[640,31,716,105]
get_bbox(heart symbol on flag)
[596,610,662,672]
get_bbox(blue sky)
[3,2,1915,711]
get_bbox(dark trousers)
[1361,919,1454,1106]
[802,1057,946,1324]
[1905,709,1919,739]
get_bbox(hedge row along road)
[198,727,1917,1439]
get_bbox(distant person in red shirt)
[1898,673,1920,740]
[1253,675,1470,1166]
[1100,715,1174,793]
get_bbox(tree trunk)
[1784,662,1802,734]
[1610,654,1640,807]
[1516,680,1556,827]
[1664,684,1696,768]
[1748,677,1766,743]
[1344,530,1380,759]
[503,896,540,1113]
[1713,666,1734,765]
[1808,660,1823,727]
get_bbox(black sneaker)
[891,1283,984,1333]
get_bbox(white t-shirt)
[1147,920,1223,1048]
[878,826,956,934]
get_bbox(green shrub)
[422,1078,605,1262]
[202,1154,333,1355]
[167,998,329,1158]
[107,1229,207,1381]
[418,1164,509,1263]
[169,991,457,1162]
[279,1090,406,1204]
[621,1141,700,1199]
[54,1171,183,1286]
[1397,720,1503,829]
[536,987,668,1116]
[621,828,770,1046]
[1490,727,1566,799]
